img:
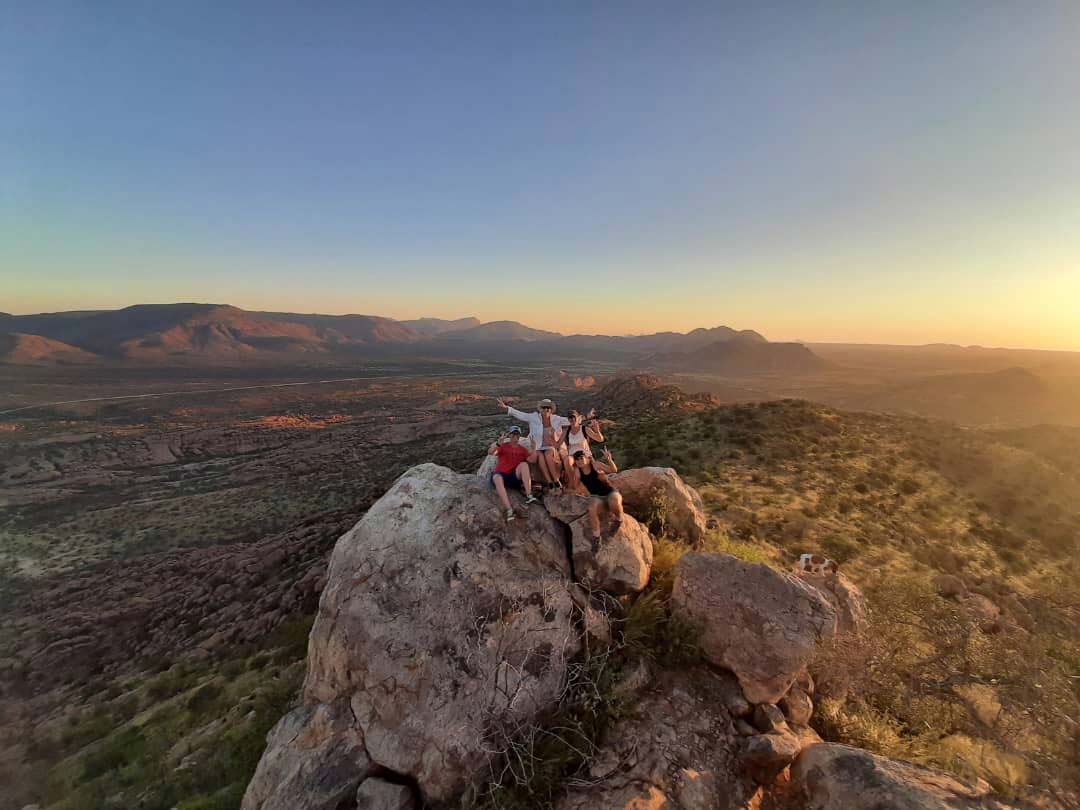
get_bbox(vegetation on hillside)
[607,398,1080,802]
[22,617,312,810]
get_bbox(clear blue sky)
[3,2,1079,348]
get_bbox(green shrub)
[620,592,701,668]
[819,534,860,564]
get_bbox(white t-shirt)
[506,406,570,451]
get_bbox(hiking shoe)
[524,494,539,505]
[506,508,516,521]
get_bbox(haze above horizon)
[4,4,1079,351]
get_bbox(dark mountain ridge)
[2,303,805,370]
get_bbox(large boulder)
[672,553,837,704]
[795,571,867,635]
[241,699,371,810]
[569,511,653,595]
[791,743,1015,809]
[245,464,581,805]
[555,668,758,809]
[476,451,498,481]
[608,467,708,543]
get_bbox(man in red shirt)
[488,425,538,521]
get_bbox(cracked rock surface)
[555,668,758,810]
[243,463,582,805]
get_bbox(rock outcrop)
[546,492,654,594]
[243,462,1016,810]
[795,570,867,635]
[245,464,582,805]
[672,553,837,703]
[242,700,371,810]
[569,511,653,595]
[609,466,708,543]
[555,669,758,809]
[790,743,1015,809]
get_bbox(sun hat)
[537,398,556,409]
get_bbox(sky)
[2,2,1079,350]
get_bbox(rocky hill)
[240,463,1015,809]
[593,373,721,417]
[651,340,827,375]
[0,333,98,365]
[4,375,1077,809]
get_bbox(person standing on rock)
[574,447,623,540]
[496,396,570,490]
[487,425,539,520]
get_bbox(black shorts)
[492,472,524,492]
[584,481,614,498]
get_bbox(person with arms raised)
[496,396,570,490]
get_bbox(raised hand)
[496,396,509,409]
[603,447,614,463]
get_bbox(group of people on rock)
[487,396,623,539]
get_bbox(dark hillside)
[651,340,827,375]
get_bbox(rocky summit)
[242,463,1015,810]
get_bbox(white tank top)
[565,427,590,456]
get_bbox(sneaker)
[524,494,539,505]
[506,508,516,521]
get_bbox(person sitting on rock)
[557,408,604,489]
[487,425,539,521]
[574,447,623,540]
[496,396,570,490]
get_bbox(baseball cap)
[507,425,522,434]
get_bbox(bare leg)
[515,461,533,493]
[588,499,602,539]
[536,451,554,485]
[608,491,623,521]
[492,475,511,511]
[566,457,581,492]
[545,449,563,485]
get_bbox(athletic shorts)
[491,472,524,492]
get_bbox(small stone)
[356,778,417,810]
[934,574,967,599]
[753,703,790,734]
[740,731,801,784]
[734,718,758,736]
[780,687,813,726]
[675,768,717,809]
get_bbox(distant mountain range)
[0,303,820,373]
